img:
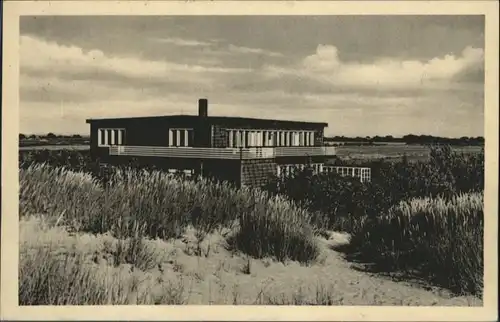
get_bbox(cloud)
[227,44,284,57]
[262,44,484,90]
[19,35,484,138]
[20,35,251,85]
[20,88,483,138]
[20,74,160,104]
[148,37,213,47]
[148,36,284,58]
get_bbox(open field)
[19,145,484,305]
[335,145,483,161]
[19,145,91,151]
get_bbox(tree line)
[19,133,87,140]
[324,134,484,146]
[20,132,485,146]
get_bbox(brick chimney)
[196,98,209,148]
[198,98,208,117]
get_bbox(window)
[294,132,301,146]
[169,128,193,147]
[227,129,277,147]
[265,131,274,147]
[307,131,314,146]
[98,128,125,147]
[361,168,371,182]
[248,131,257,147]
[168,168,194,177]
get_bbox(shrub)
[265,145,484,233]
[347,192,483,296]
[260,145,484,295]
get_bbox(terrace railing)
[277,164,372,183]
[323,165,372,183]
[274,146,336,157]
[108,145,336,160]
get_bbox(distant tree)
[46,133,56,139]
[72,134,82,138]
[19,133,26,140]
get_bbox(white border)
[2,1,498,321]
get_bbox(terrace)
[109,145,337,160]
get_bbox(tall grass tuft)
[19,216,177,305]
[19,163,104,231]
[229,192,319,263]
[348,192,483,295]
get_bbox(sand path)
[154,230,482,306]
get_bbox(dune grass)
[345,192,483,296]
[19,216,189,305]
[19,163,319,264]
[19,159,484,303]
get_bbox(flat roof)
[85,114,328,128]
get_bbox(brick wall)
[240,159,277,188]
[212,125,228,148]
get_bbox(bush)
[19,145,484,294]
[265,145,484,233]
[261,145,484,296]
[347,192,483,296]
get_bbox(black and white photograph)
[1,1,498,321]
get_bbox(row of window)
[227,129,316,148]
[97,127,317,149]
[98,128,125,147]
[168,128,194,147]
[98,128,194,147]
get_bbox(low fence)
[323,166,371,183]
[277,164,371,183]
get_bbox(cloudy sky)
[20,15,484,137]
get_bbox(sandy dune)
[19,218,482,306]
